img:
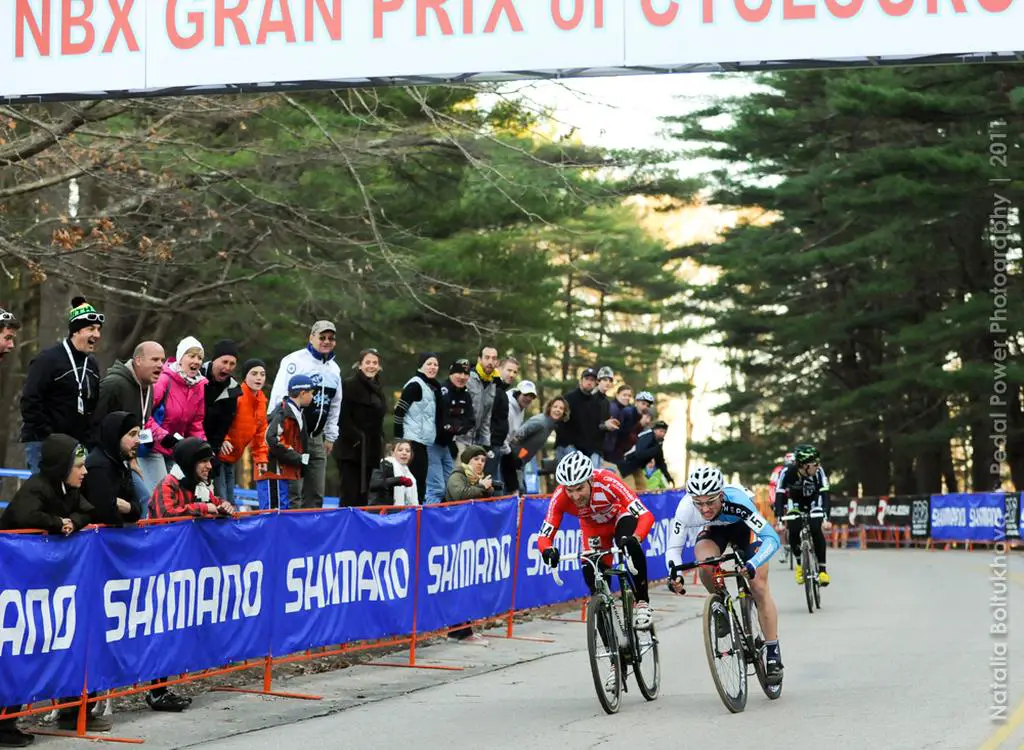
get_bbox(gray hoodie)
[458,370,496,448]
[510,413,557,464]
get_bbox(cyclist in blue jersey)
[667,465,784,684]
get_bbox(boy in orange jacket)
[257,373,313,510]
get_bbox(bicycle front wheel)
[587,596,621,715]
[702,593,747,713]
[802,546,815,614]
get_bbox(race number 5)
[744,512,768,534]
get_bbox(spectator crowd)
[0,299,674,746]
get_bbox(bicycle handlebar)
[549,548,638,587]
[669,551,742,579]
[778,510,827,522]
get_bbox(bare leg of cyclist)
[694,540,723,593]
[748,565,778,641]
[749,563,784,682]
[694,540,732,639]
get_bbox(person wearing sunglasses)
[666,465,784,686]
[773,443,832,587]
[20,297,104,474]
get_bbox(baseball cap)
[449,358,472,375]
[288,373,316,393]
[516,380,538,396]
[580,367,598,380]
[310,320,336,337]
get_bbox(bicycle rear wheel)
[587,596,621,714]
[813,558,822,610]
[741,594,782,700]
[633,620,660,701]
[702,593,747,713]
[802,545,814,614]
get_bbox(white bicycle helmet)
[556,451,595,487]
[686,466,724,496]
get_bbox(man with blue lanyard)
[20,297,104,473]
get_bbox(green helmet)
[793,444,820,465]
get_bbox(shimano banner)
[417,499,518,633]
[929,493,1008,542]
[639,491,695,580]
[274,509,416,654]
[0,531,93,705]
[515,497,588,610]
[1,490,695,706]
[89,518,275,692]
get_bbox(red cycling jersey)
[537,469,654,553]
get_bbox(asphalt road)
[157,547,1023,750]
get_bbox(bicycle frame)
[672,553,753,648]
[552,547,660,711]
[552,548,639,631]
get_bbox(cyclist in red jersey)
[537,451,655,629]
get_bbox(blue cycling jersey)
[703,486,781,569]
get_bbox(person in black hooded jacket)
[0,433,93,534]
[0,433,108,741]
[336,349,387,507]
[83,411,143,527]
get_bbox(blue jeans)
[214,462,236,505]
[426,444,454,504]
[132,471,153,520]
[24,441,43,474]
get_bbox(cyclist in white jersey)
[665,466,784,685]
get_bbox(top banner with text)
[3,0,1022,100]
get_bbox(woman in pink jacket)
[138,336,208,493]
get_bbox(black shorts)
[696,523,762,563]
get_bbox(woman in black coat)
[335,349,387,506]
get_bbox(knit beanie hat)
[68,296,104,335]
[241,358,266,380]
[460,445,487,464]
[176,336,204,363]
[211,339,239,361]
[418,352,439,369]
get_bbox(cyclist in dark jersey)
[773,444,832,586]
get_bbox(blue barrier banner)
[514,497,589,609]
[0,532,93,705]
[512,491,693,611]
[639,490,695,580]
[89,517,275,691]
[929,493,1007,542]
[272,509,416,654]
[417,499,518,633]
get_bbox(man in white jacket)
[267,320,342,508]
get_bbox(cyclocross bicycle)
[553,547,660,714]
[779,509,823,613]
[671,552,782,713]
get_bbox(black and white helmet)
[556,451,595,487]
[686,466,724,496]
